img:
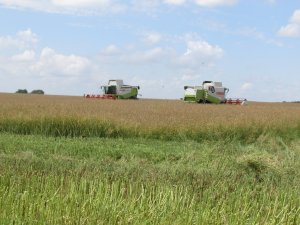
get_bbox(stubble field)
[0,93,300,224]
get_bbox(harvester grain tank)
[85,79,140,99]
[184,81,229,104]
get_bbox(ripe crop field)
[0,93,299,142]
[0,93,300,224]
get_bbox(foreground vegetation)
[0,93,300,224]
[0,133,300,224]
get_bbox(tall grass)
[0,116,299,143]
[0,133,300,224]
[1,174,299,224]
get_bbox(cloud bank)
[278,10,300,38]
[0,0,239,15]
[0,28,225,97]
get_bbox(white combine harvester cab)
[107,80,123,92]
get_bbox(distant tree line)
[283,101,300,103]
[15,89,45,95]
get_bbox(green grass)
[0,133,300,224]
[0,117,299,143]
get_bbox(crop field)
[0,93,299,142]
[0,93,300,224]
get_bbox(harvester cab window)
[107,86,117,95]
[209,86,215,93]
[101,86,117,95]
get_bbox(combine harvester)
[85,80,140,100]
[184,81,246,105]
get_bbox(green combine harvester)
[184,81,230,104]
[84,80,140,99]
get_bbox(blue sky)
[0,0,299,101]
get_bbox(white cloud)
[11,50,36,61]
[97,44,175,65]
[0,39,103,95]
[143,32,162,44]
[124,47,170,63]
[131,0,238,10]
[290,10,300,24]
[194,0,238,7]
[186,40,223,57]
[0,0,125,14]
[130,0,238,13]
[241,82,253,91]
[265,0,276,4]
[0,0,238,15]
[17,29,38,44]
[102,44,120,55]
[98,37,223,72]
[67,22,94,28]
[179,40,223,67]
[142,47,166,61]
[278,10,300,38]
[278,24,300,38]
[130,0,161,13]
[0,36,20,50]
[51,0,111,8]
[0,29,38,50]
[30,47,90,76]
[164,0,186,5]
